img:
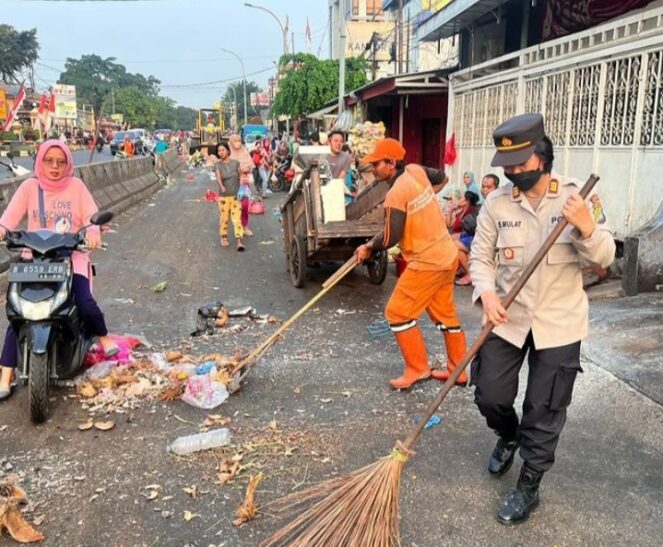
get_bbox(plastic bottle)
[167,428,231,456]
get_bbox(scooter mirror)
[90,211,113,225]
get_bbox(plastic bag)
[249,200,265,215]
[83,334,142,367]
[181,374,229,409]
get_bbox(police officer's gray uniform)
[469,113,615,522]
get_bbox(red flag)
[444,132,457,166]
[48,92,55,113]
[38,93,48,114]
[1,83,26,132]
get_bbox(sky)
[4,0,330,108]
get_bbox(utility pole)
[397,0,404,75]
[292,31,295,56]
[337,0,347,116]
[406,9,411,73]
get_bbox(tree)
[223,80,263,128]
[60,54,162,117]
[0,25,39,83]
[176,106,197,130]
[272,54,369,119]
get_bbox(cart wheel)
[289,235,307,288]
[366,250,388,285]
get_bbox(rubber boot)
[389,325,431,390]
[497,463,543,525]
[431,330,468,386]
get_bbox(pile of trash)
[76,342,245,414]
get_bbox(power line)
[160,66,274,88]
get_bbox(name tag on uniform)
[498,220,522,229]
[504,248,515,260]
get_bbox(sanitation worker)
[355,138,468,390]
[470,113,615,524]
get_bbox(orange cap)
[361,138,406,164]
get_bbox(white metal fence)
[447,3,663,238]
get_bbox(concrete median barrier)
[0,148,183,272]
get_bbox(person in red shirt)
[356,138,468,389]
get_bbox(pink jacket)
[0,175,100,278]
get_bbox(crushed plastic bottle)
[167,428,231,456]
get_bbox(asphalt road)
[0,147,113,180]
[0,167,661,546]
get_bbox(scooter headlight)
[18,301,52,321]
[51,281,69,312]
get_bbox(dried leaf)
[267,315,279,324]
[159,384,184,401]
[232,473,262,527]
[217,459,241,485]
[202,415,231,428]
[144,490,158,501]
[0,476,45,543]
[152,281,168,293]
[93,420,115,431]
[78,421,94,431]
[215,307,230,328]
[165,351,183,362]
[183,510,199,522]
[320,398,333,404]
[268,420,278,431]
[182,485,198,498]
[77,382,97,398]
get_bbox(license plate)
[8,262,67,283]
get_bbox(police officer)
[470,113,615,524]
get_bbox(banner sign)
[53,83,77,120]
[0,90,7,121]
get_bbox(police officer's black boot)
[488,437,518,476]
[496,463,543,525]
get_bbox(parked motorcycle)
[269,154,293,192]
[0,152,32,177]
[2,210,113,423]
[95,135,104,153]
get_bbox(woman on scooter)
[0,140,118,400]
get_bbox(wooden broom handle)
[402,174,600,451]
[234,255,359,374]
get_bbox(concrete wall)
[0,148,182,271]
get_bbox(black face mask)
[505,170,543,192]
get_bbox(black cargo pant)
[472,332,582,472]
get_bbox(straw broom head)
[261,442,412,547]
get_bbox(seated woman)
[446,191,479,286]
[0,140,117,400]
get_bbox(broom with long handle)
[261,174,600,547]
[233,237,379,375]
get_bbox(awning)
[351,69,450,103]
[418,0,510,42]
[307,102,338,120]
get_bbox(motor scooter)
[2,210,113,423]
[0,152,32,177]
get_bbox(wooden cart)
[280,161,390,288]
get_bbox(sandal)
[99,336,120,357]
[236,239,245,252]
[221,237,230,247]
[0,372,16,401]
[244,227,254,237]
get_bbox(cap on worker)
[362,138,406,164]
[491,113,545,167]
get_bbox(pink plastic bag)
[83,334,142,367]
[181,374,229,410]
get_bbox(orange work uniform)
[382,164,467,388]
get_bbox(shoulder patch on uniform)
[549,179,559,194]
[590,194,607,224]
[512,186,521,199]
